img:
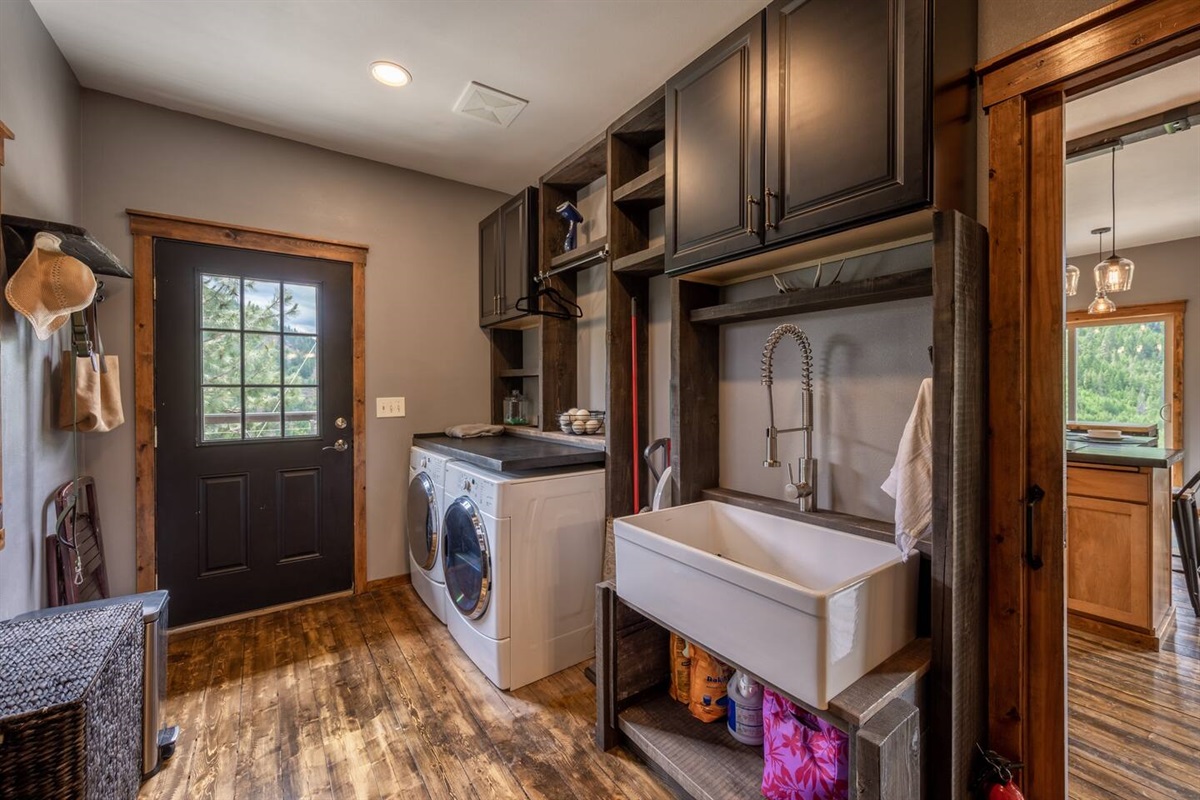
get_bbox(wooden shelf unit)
[605,87,665,520]
[546,234,609,275]
[689,267,934,326]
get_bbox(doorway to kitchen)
[977,5,1200,797]
[128,211,368,626]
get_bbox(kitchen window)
[1066,300,1185,482]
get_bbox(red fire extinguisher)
[974,746,1027,800]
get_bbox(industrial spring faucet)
[761,324,818,511]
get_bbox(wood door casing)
[665,12,764,274]
[763,0,929,242]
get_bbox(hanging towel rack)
[1,214,131,278]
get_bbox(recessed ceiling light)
[371,61,411,87]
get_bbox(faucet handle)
[784,463,801,501]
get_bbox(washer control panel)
[446,465,498,516]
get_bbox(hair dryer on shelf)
[556,201,584,253]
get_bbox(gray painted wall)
[1067,237,1200,478]
[0,0,83,619]
[80,91,507,596]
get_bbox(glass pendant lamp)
[1065,263,1080,296]
[1087,227,1117,314]
[1093,147,1135,293]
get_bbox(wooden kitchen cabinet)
[664,0,970,277]
[479,186,537,327]
[664,12,764,274]
[1066,464,1174,648]
[763,0,929,243]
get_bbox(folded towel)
[881,378,933,559]
[445,423,504,439]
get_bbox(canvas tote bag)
[58,304,124,433]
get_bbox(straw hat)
[4,231,97,340]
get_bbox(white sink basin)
[614,500,918,709]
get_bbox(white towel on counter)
[445,423,504,439]
[881,378,933,560]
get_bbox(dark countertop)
[1066,443,1184,469]
[413,433,605,472]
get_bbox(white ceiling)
[31,0,765,194]
[1065,56,1200,258]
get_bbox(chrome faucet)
[761,324,818,511]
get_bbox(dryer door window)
[443,497,491,620]
[407,472,439,571]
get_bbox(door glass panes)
[443,501,488,617]
[200,274,321,441]
[1072,320,1166,425]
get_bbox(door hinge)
[154,425,158,448]
[153,277,157,301]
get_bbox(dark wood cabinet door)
[499,187,536,320]
[665,12,765,275]
[763,0,929,243]
[479,208,500,326]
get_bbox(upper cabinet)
[665,14,764,274]
[665,0,971,277]
[480,186,537,327]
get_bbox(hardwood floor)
[140,583,674,800]
[1069,572,1200,800]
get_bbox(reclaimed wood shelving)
[612,242,665,276]
[611,163,665,205]
[546,235,609,275]
[689,267,933,326]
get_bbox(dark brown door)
[480,208,501,326]
[499,187,535,320]
[155,240,354,626]
[665,12,764,275]
[763,0,929,242]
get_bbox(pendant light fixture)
[1088,227,1117,314]
[1065,262,1080,296]
[1093,147,1135,293]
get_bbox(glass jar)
[503,390,529,426]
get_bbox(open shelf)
[612,242,665,276]
[542,134,607,189]
[689,267,933,326]
[612,164,665,205]
[618,692,764,800]
[546,235,609,274]
[498,368,539,379]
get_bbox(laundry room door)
[154,239,355,626]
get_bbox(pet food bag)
[687,646,732,723]
[668,634,691,703]
[761,689,849,800]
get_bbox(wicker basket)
[0,602,143,799]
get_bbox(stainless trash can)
[15,590,180,777]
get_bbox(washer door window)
[443,497,491,620]
[406,472,439,571]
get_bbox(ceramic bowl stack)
[557,409,605,436]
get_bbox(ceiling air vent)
[453,82,528,128]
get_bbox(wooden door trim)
[127,210,369,596]
[977,2,1200,795]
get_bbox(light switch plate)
[376,397,406,418]
[0,527,5,551]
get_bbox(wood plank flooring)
[140,583,675,800]
[1069,573,1200,800]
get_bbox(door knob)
[335,417,349,429]
[324,439,349,452]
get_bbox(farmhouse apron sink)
[614,501,919,709]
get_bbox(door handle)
[745,195,761,237]
[323,439,349,453]
[1025,483,1046,570]
[765,189,777,231]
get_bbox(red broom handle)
[631,297,640,514]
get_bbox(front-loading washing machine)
[408,446,452,623]
[441,460,605,691]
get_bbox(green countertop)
[1065,443,1185,469]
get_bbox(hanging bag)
[58,300,123,433]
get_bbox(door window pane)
[201,275,241,329]
[202,387,242,441]
[284,283,318,333]
[1072,321,1166,425]
[199,273,320,442]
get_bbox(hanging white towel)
[881,378,933,560]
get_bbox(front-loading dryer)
[442,461,604,691]
[408,446,452,623]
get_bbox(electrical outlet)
[376,397,406,418]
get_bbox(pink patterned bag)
[761,689,849,800]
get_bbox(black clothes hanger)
[516,274,583,320]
